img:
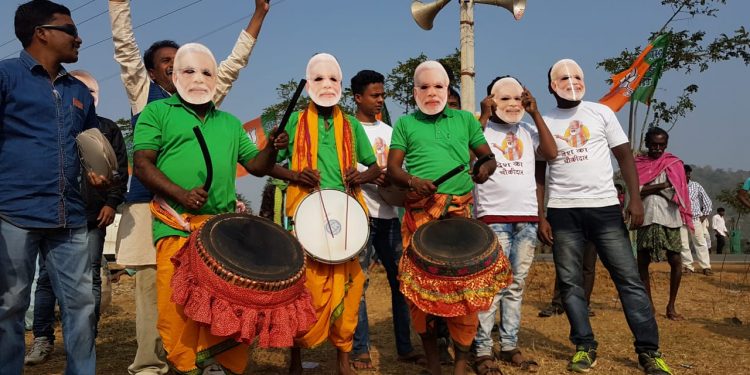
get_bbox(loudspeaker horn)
[475,0,526,20]
[411,0,452,30]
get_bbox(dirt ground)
[24,261,750,375]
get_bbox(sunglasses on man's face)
[36,24,78,38]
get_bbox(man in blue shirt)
[0,1,109,374]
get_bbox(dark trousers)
[548,205,659,353]
[715,233,726,254]
[551,242,597,307]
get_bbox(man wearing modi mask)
[539,58,674,375]
[471,76,557,374]
[386,61,504,375]
[269,53,381,375]
[133,43,287,375]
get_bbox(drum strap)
[150,197,212,233]
[286,102,368,217]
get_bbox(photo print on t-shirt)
[372,137,389,167]
[555,120,591,164]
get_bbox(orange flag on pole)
[237,115,274,177]
[599,34,669,112]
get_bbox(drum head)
[293,189,369,264]
[199,213,304,282]
[76,128,118,180]
[377,185,408,207]
[412,217,496,266]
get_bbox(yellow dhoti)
[295,257,364,352]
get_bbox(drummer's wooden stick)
[272,78,307,139]
[192,126,213,192]
[433,165,465,186]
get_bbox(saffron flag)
[599,34,669,112]
[237,113,276,177]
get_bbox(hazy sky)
[1,0,746,209]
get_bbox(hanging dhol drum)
[170,213,316,348]
[75,128,119,181]
[293,189,369,264]
[377,184,409,207]
[399,217,513,317]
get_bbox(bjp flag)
[237,114,276,177]
[599,34,669,112]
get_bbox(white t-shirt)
[543,101,629,208]
[474,120,540,217]
[357,120,398,219]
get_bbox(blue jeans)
[548,206,659,353]
[0,218,96,375]
[353,217,414,356]
[34,225,105,339]
[475,222,537,356]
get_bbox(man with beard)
[0,1,109,373]
[133,43,286,375]
[635,127,691,321]
[108,1,270,373]
[387,61,500,375]
[471,76,556,374]
[270,53,380,375]
[540,59,672,374]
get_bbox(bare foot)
[338,351,356,375]
[350,352,375,370]
[666,308,684,321]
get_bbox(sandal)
[349,353,375,371]
[474,355,503,375]
[498,348,539,373]
[397,351,427,367]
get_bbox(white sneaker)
[202,364,226,375]
[24,336,54,366]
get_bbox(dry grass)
[25,261,750,374]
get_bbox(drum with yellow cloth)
[169,212,317,348]
[399,217,513,317]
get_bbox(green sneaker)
[568,346,597,373]
[638,351,673,375]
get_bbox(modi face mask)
[306,53,343,107]
[491,77,524,124]
[550,59,585,101]
[413,61,449,115]
[172,43,217,105]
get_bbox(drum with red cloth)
[399,217,513,317]
[170,213,317,348]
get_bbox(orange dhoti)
[295,257,365,352]
[156,235,248,375]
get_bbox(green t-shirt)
[133,95,259,242]
[390,108,487,195]
[277,110,377,191]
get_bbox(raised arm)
[109,0,150,114]
[213,0,270,107]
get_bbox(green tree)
[385,49,460,113]
[116,117,134,164]
[597,0,749,149]
[717,182,750,230]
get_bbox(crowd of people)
[1,1,748,375]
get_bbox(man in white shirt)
[539,59,672,375]
[471,76,557,374]
[348,70,423,370]
[712,207,728,254]
[108,1,270,373]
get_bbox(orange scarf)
[285,103,367,217]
